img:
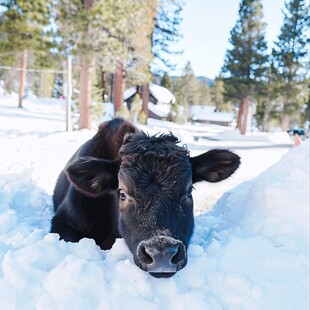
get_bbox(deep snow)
[0,97,309,309]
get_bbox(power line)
[0,66,66,74]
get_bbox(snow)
[148,101,171,118]
[190,105,234,123]
[0,95,309,309]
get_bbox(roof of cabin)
[124,83,175,105]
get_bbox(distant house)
[190,105,234,126]
[124,83,175,120]
[190,105,217,115]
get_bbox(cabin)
[124,84,176,120]
[190,105,234,126]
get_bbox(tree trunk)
[110,73,114,103]
[281,113,290,132]
[18,49,27,108]
[141,84,149,121]
[84,0,94,9]
[100,71,105,102]
[262,100,271,132]
[78,61,93,129]
[183,100,189,122]
[113,63,124,114]
[236,99,244,131]
[240,95,250,135]
[78,0,95,129]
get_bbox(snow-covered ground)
[0,96,308,309]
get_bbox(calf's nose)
[137,236,186,276]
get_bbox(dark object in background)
[287,128,309,140]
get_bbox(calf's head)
[66,132,240,277]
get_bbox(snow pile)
[0,119,308,310]
[194,140,309,309]
[0,95,307,309]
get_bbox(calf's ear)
[190,149,240,183]
[65,156,119,197]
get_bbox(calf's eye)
[119,189,127,201]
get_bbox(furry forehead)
[119,132,190,160]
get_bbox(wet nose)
[137,236,187,276]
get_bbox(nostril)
[139,244,153,265]
[170,245,182,264]
[137,238,187,274]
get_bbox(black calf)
[51,118,240,277]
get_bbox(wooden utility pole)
[65,56,72,131]
[79,60,93,129]
[18,49,27,108]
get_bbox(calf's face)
[117,142,194,278]
[66,133,240,277]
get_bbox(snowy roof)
[190,105,216,116]
[149,83,175,104]
[123,84,175,105]
[192,112,234,122]
[190,105,233,123]
[123,86,136,101]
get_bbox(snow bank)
[194,140,309,309]
[0,123,308,310]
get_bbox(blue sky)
[170,0,286,78]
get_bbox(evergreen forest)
[0,0,308,133]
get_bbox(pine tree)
[152,0,183,73]
[173,62,200,120]
[252,62,275,131]
[271,0,309,131]
[56,0,155,129]
[211,77,229,111]
[198,80,211,105]
[221,0,268,134]
[56,0,118,129]
[119,0,156,87]
[113,0,156,119]
[0,1,53,107]
[170,78,185,123]
[160,72,173,90]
